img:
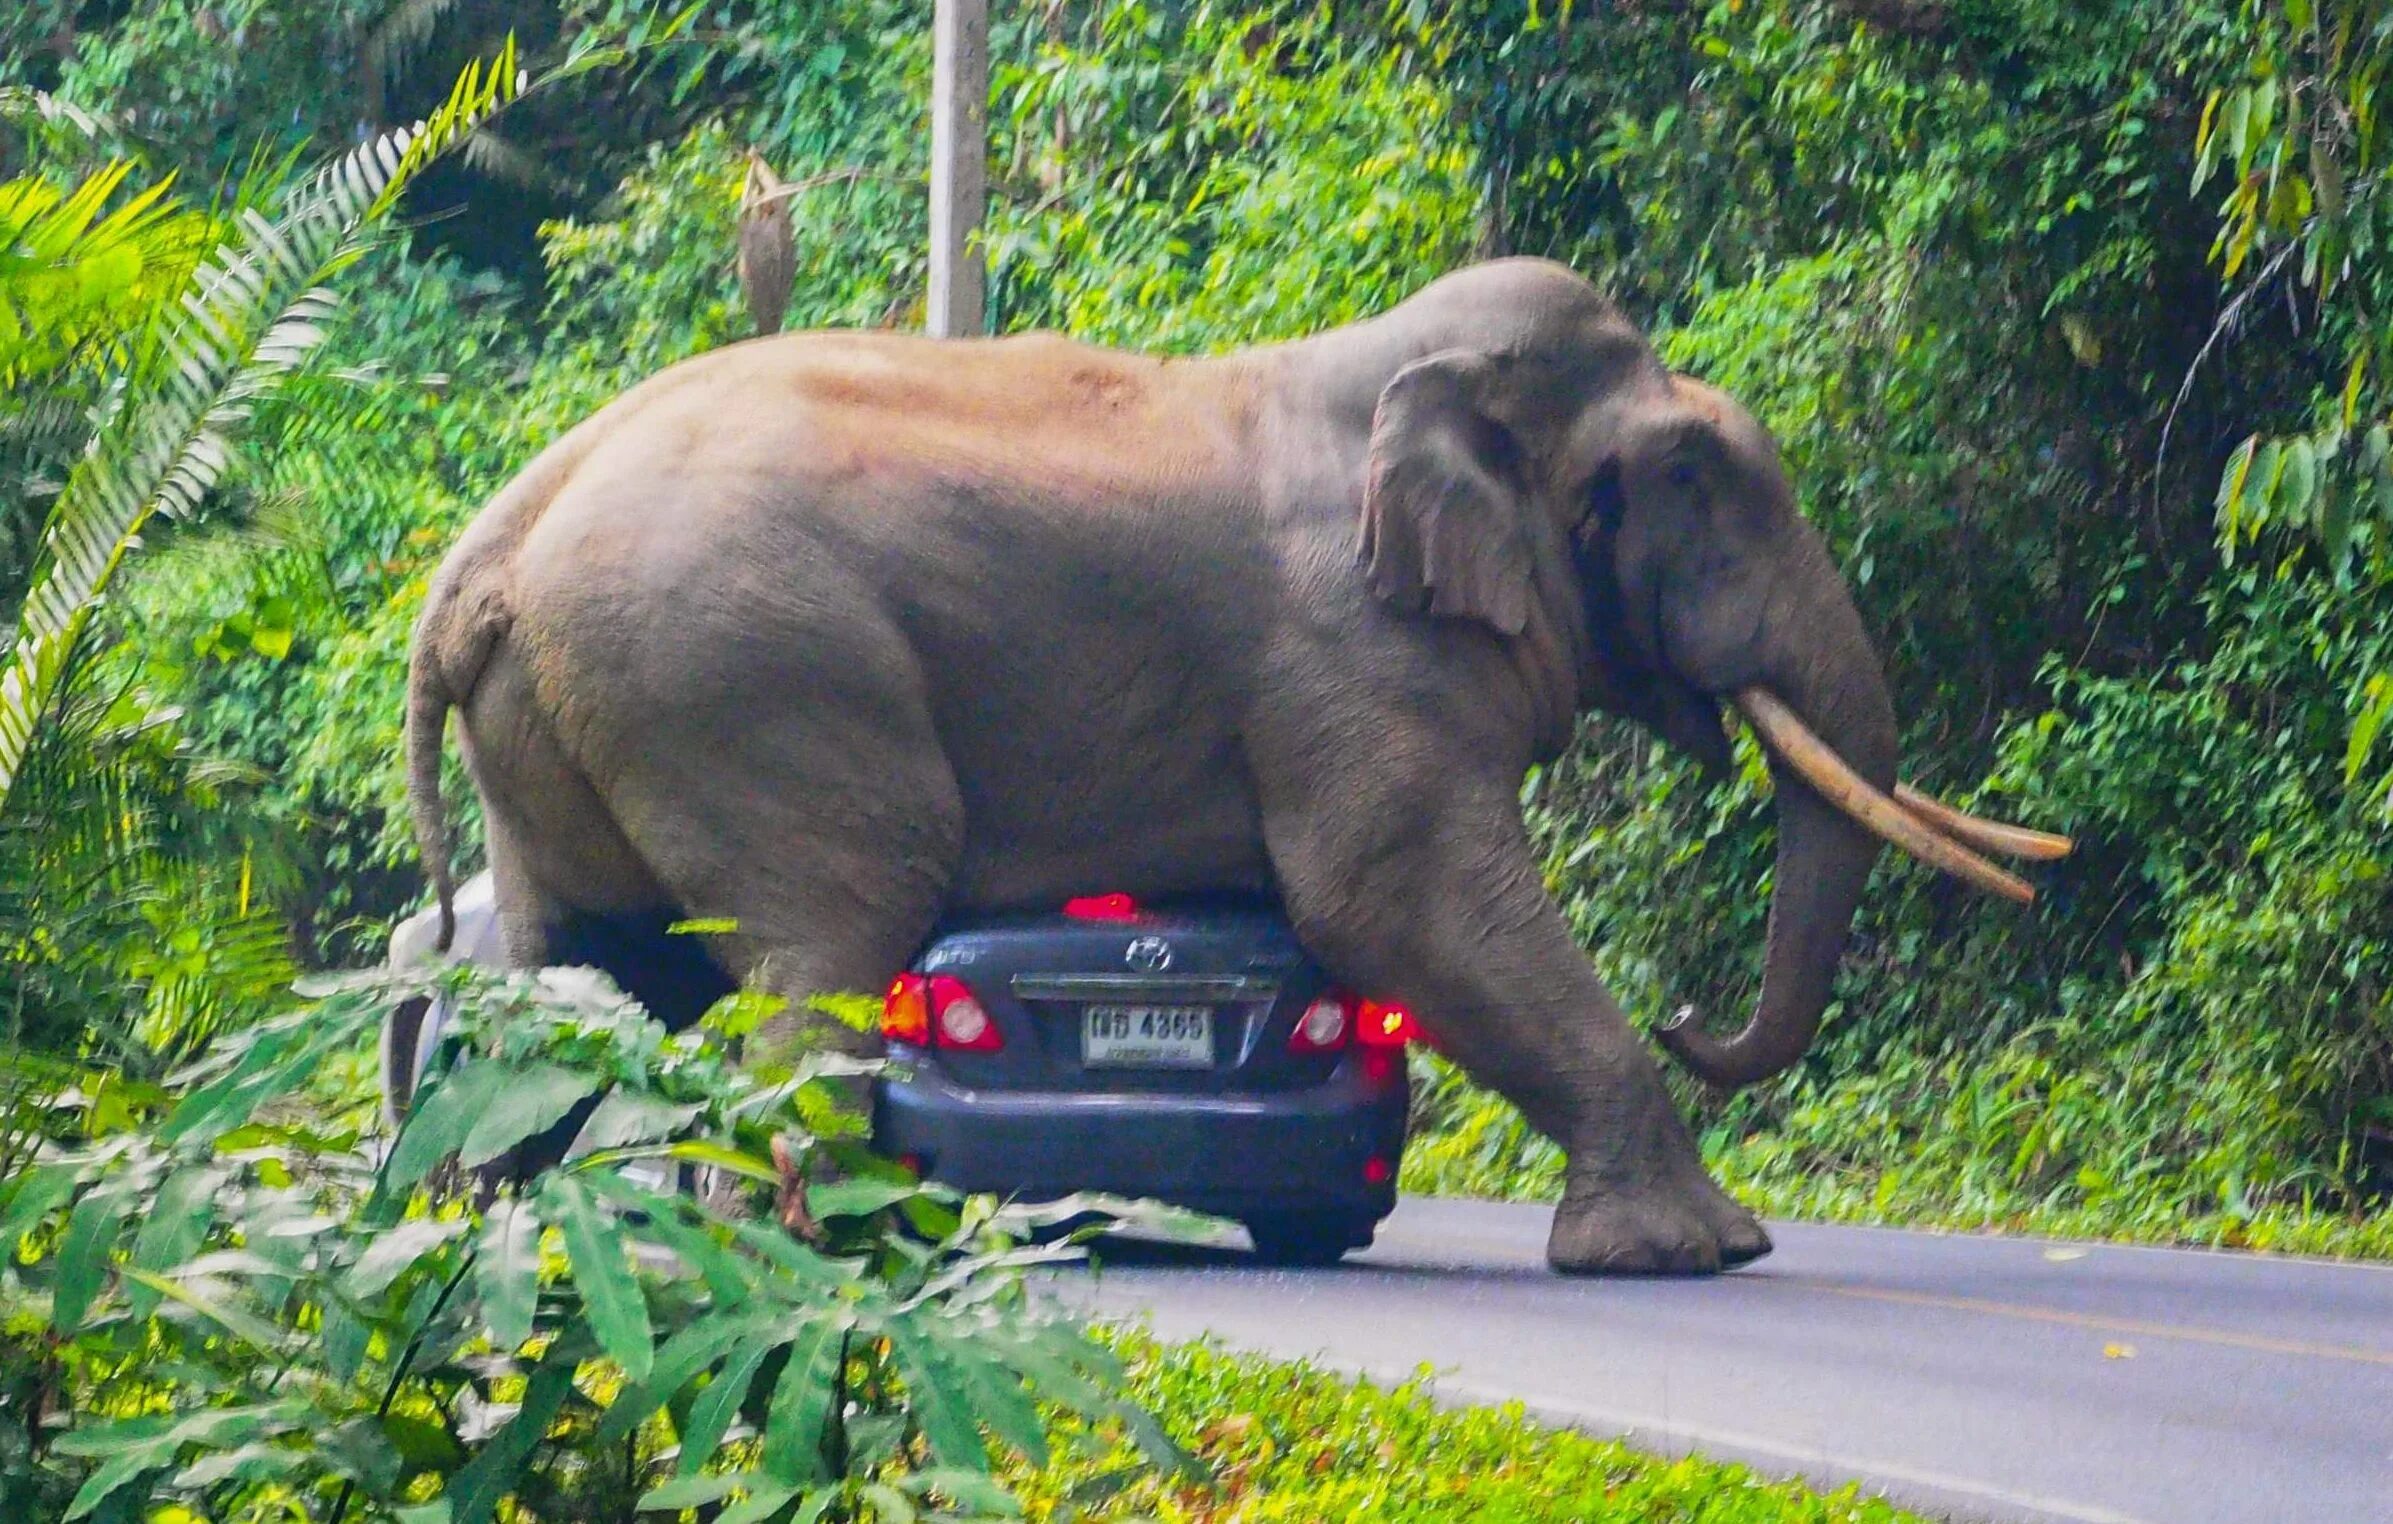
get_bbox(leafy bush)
[0,966,1176,1523]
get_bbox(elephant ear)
[1359,350,1536,638]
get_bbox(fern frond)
[0,39,527,815]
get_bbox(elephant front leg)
[1263,780,1770,1275]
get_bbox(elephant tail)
[405,619,461,954]
[408,567,508,954]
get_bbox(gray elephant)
[406,259,2062,1274]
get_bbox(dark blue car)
[386,879,1412,1264]
[875,892,1412,1264]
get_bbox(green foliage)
[0,39,527,812]
[0,45,531,1067]
[0,965,1173,1523]
[987,3,1482,348]
[1007,1328,1931,1523]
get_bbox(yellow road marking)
[1773,1278,2393,1368]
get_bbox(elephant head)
[1353,278,2067,1090]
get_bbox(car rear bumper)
[871,1053,1407,1222]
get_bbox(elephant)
[405,257,2063,1275]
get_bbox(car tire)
[1243,1212,1373,1267]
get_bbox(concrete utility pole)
[928,0,988,338]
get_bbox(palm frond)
[0,163,202,387]
[0,40,527,817]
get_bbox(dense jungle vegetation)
[3,0,2389,1337]
[5,0,2393,1516]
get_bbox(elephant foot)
[1546,1173,1772,1276]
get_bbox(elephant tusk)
[1732,688,2038,906]
[1893,784,2074,862]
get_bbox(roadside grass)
[1402,1055,2393,1261]
[1006,1328,1930,1523]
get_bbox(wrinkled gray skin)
[407,259,1898,1274]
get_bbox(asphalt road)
[1060,1196,2393,1524]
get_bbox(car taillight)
[1288,992,1353,1054]
[929,974,1003,1051]
[882,973,931,1044]
[882,973,1004,1051]
[1063,892,1140,921]
[1356,998,1422,1048]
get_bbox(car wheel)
[1243,1212,1372,1267]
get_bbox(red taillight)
[1356,998,1421,1048]
[1063,892,1140,922]
[883,972,1003,1051]
[929,974,1003,1051]
[1288,991,1354,1054]
[882,973,930,1044]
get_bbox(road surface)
[1061,1196,2393,1524]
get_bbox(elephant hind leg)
[628,769,965,1071]
[594,659,968,1072]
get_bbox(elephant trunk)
[1655,537,1898,1090]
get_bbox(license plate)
[1082,1005,1213,1068]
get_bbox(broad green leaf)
[123,1164,224,1317]
[573,1089,701,1152]
[0,1162,77,1254]
[663,1137,782,1184]
[445,1336,577,1524]
[587,1175,751,1298]
[63,1443,168,1521]
[474,1196,542,1353]
[954,1340,1051,1462]
[974,1330,1113,1415]
[324,1302,370,1383]
[889,1323,988,1472]
[806,1177,921,1220]
[675,1338,780,1479]
[2279,437,2318,522]
[347,1215,469,1299]
[53,1186,135,1329]
[598,1307,780,1445]
[160,1021,312,1143]
[760,1313,850,1484]
[544,1174,652,1380]
[121,1269,294,1353]
[728,1214,855,1289]
[384,1061,517,1187]
[2347,674,2393,786]
[457,1062,598,1168]
[173,1441,304,1490]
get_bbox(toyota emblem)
[1124,936,1173,973]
